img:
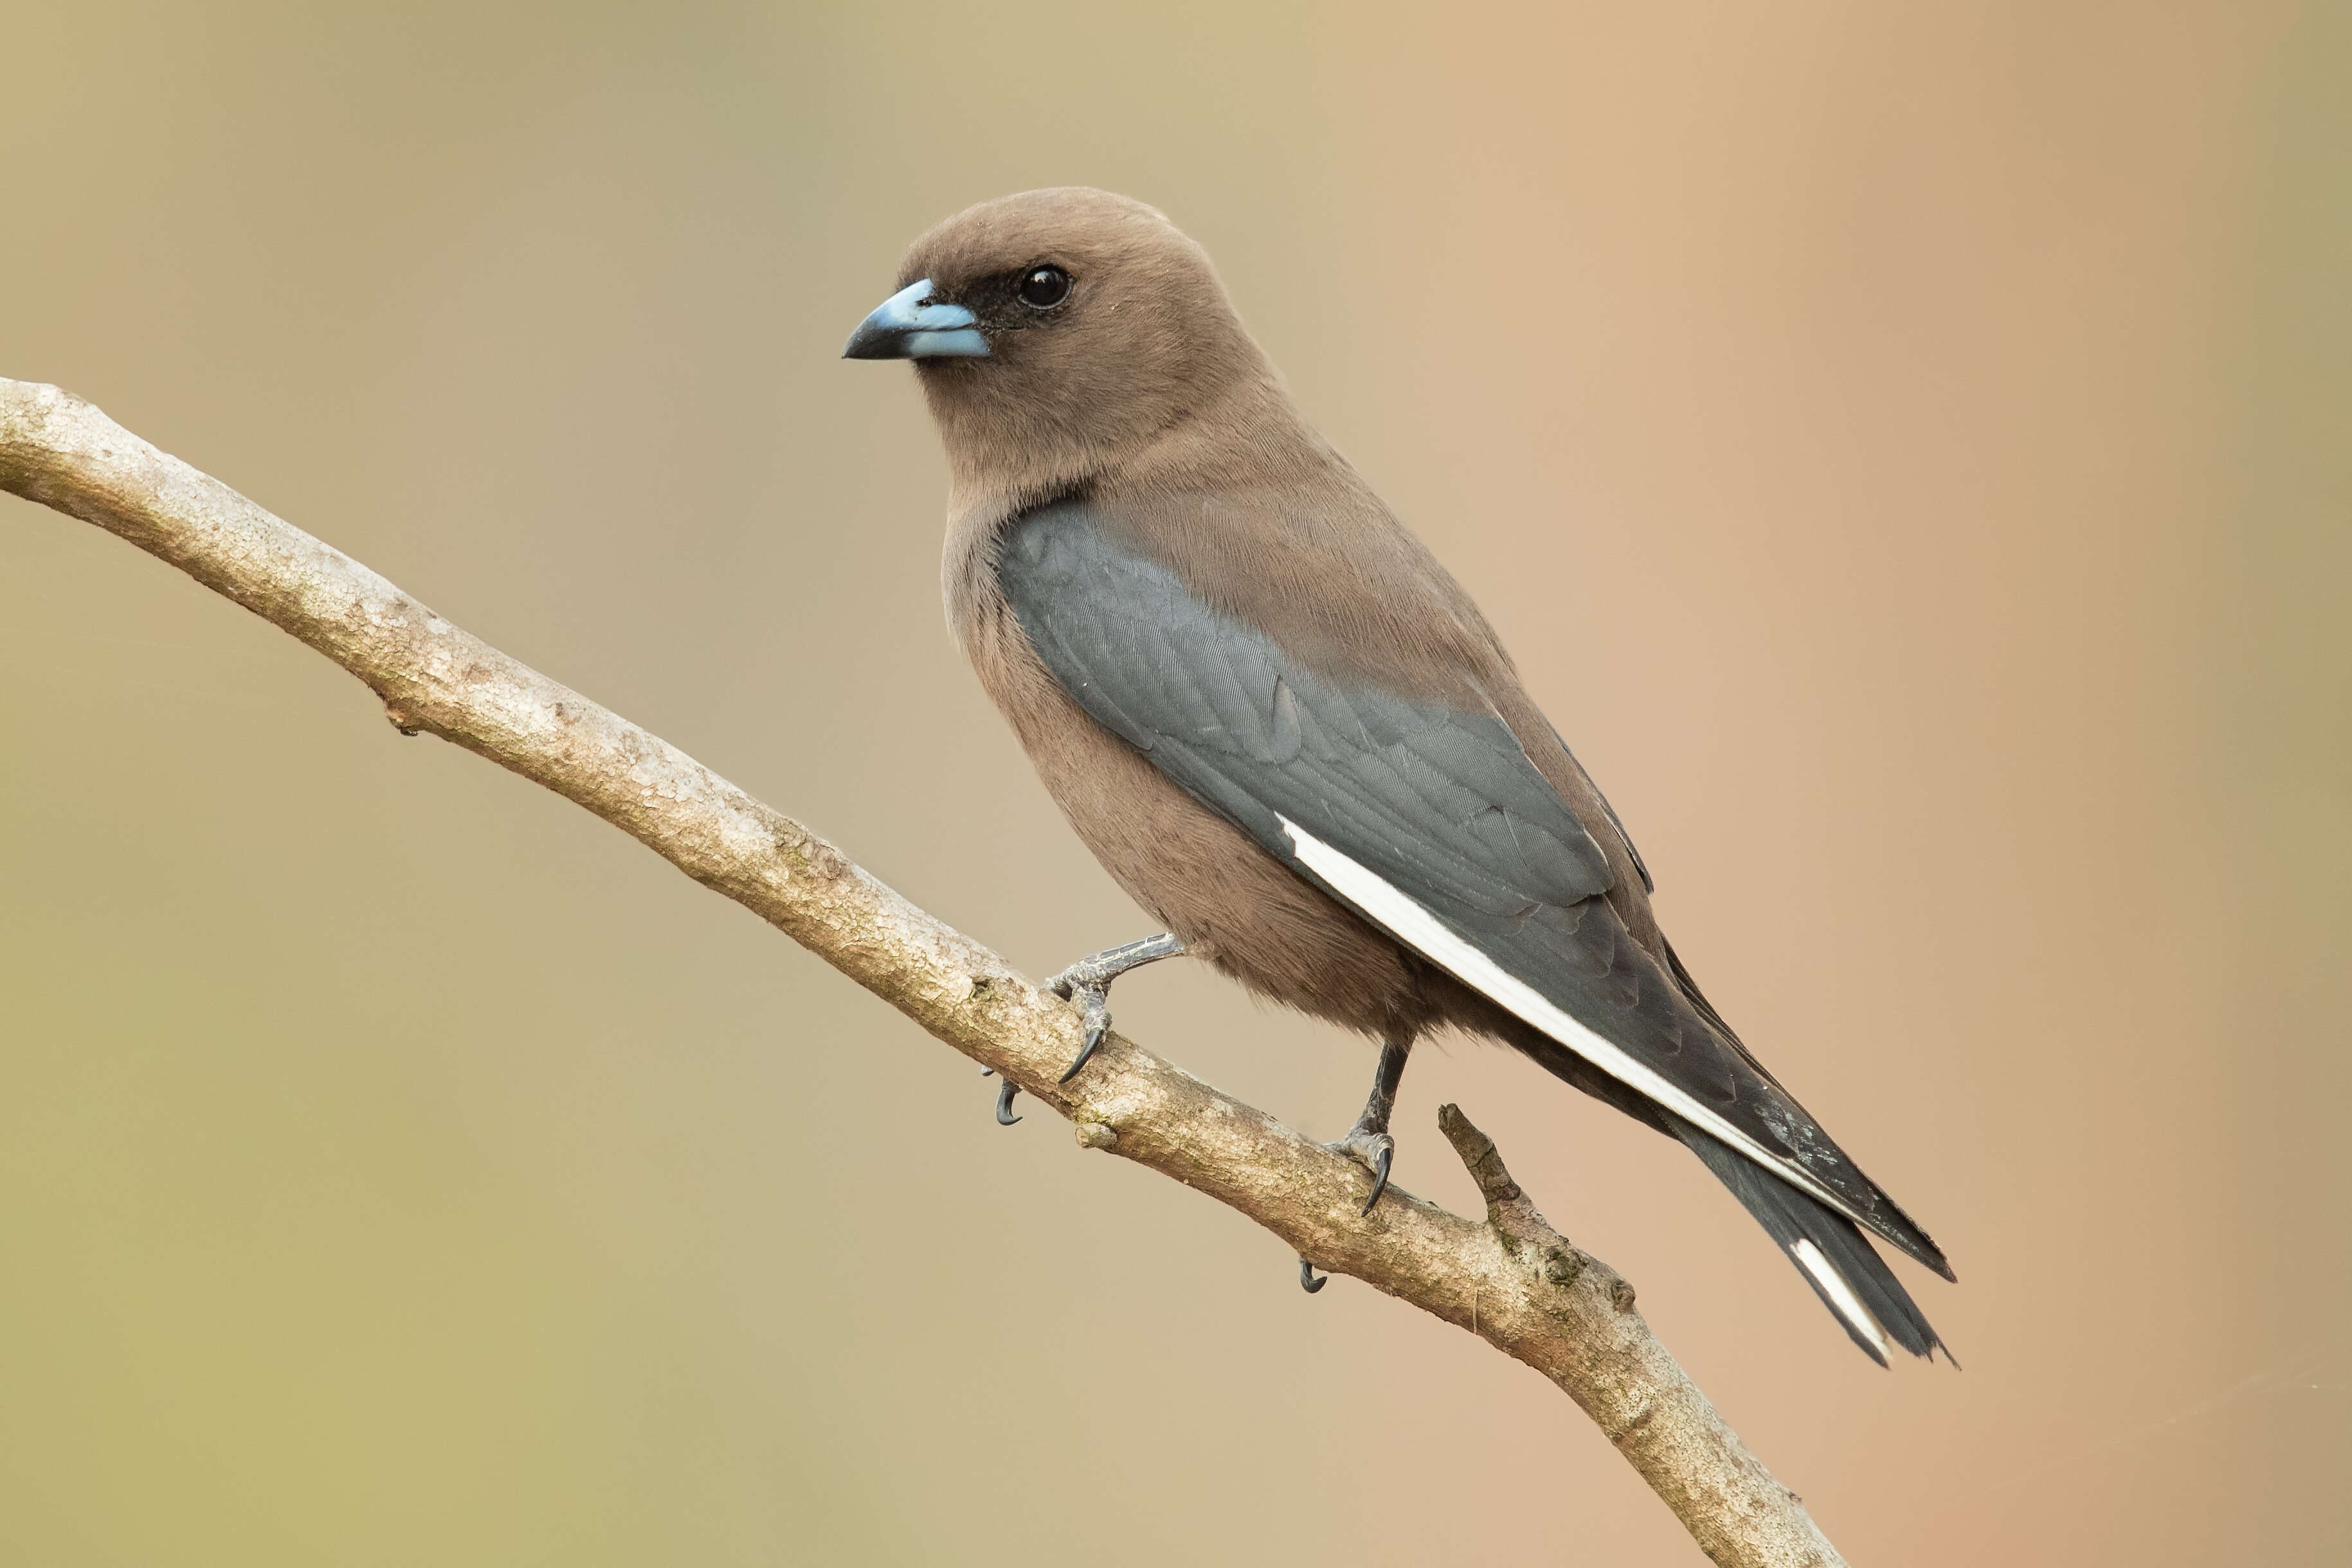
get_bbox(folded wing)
[999,500,1950,1283]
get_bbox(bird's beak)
[842,279,990,360]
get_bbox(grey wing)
[999,501,1949,1278]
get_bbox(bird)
[843,186,1953,1364]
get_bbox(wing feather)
[999,501,1949,1277]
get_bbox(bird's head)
[844,188,1274,499]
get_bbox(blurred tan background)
[2,3,2344,1562]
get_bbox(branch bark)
[0,377,1845,1568]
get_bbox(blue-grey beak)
[842,279,990,360]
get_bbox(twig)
[0,377,1847,1568]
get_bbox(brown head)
[844,188,1298,507]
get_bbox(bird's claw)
[1325,1128,1397,1215]
[1053,981,1112,1083]
[981,1065,1022,1124]
[1299,1256,1328,1293]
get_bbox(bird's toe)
[1055,984,1112,1083]
[1325,1128,1397,1214]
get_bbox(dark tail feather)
[1675,1122,1948,1366]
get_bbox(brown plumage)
[847,187,1952,1362]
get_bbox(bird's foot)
[975,933,1184,1124]
[1324,1124,1397,1216]
[1299,1123,1395,1297]
[1045,932,1183,1083]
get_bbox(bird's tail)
[1674,1122,1949,1366]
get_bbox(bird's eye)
[1017,265,1071,309]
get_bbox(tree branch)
[0,377,1845,1568]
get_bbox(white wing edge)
[1792,1239,1892,1359]
[1276,813,1880,1234]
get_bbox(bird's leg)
[1298,1033,1413,1294]
[1045,932,1185,1083]
[1326,1027,1414,1215]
